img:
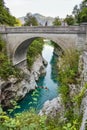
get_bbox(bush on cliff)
[27,38,43,69]
[58,48,81,128]
[0,35,22,79]
[0,40,83,130]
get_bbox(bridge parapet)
[0,24,87,66]
[0,25,86,34]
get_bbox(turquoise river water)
[12,42,59,115]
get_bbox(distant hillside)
[18,13,54,26]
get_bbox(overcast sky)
[4,0,82,18]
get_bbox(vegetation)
[24,13,38,26]
[64,15,75,25]
[63,0,87,25]
[0,0,87,129]
[0,35,23,79]
[0,35,83,130]
[73,83,87,108]
[58,48,80,103]
[0,39,83,130]
[27,38,43,69]
[14,19,22,26]
[58,49,80,87]
[53,17,61,26]
[72,0,87,24]
[0,104,82,130]
[0,107,47,130]
[58,48,82,129]
[0,0,17,26]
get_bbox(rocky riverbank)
[39,96,64,117]
[0,54,47,109]
[39,51,87,130]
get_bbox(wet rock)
[53,46,63,56]
[43,57,48,66]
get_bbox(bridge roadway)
[0,24,87,67]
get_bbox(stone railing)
[0,25,86,34]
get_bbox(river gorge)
[1,38,87,130]
[10,40,59,115]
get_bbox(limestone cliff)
[79,52,87,130]
[39,51,87,130]
[0,54,47,109]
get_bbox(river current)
[12,41,59,114]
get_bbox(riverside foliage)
[0,0,17,26]
[58,48,82,129]
[0,0,86,129]
[0,37,83,130]
[0,35,22,79]
[27,38,44,69]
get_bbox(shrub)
[27,38,43,69]
[0,35,23,79]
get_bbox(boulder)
[39,97,64,117]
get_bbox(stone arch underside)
[12,34,77,65]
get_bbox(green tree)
[24,13,38,26]
[0,0,4,7]
[64,15,75,25]
[78,7,87,23]
[0,0,17,26]
[72,0,87,23]
[27,38,43,69]
[14,18,22,26]
[53,17,61,26]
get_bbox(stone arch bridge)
[0,24,87,67]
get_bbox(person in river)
[39,86,49,90]
[44,87,49,90]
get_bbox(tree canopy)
[53,17,61,26]
[72,0,87,23]
[24,13,38,26]
[64,15,75,25]
[0,0,17,26]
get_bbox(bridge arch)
[0,25,85,66]
[13,36,65,66]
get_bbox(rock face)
[53,46,63,57]
[39,97,64,117]
[0,55,47,109]
[19,13,54,26]
[39,51,87,127]
[79,51,87,130]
